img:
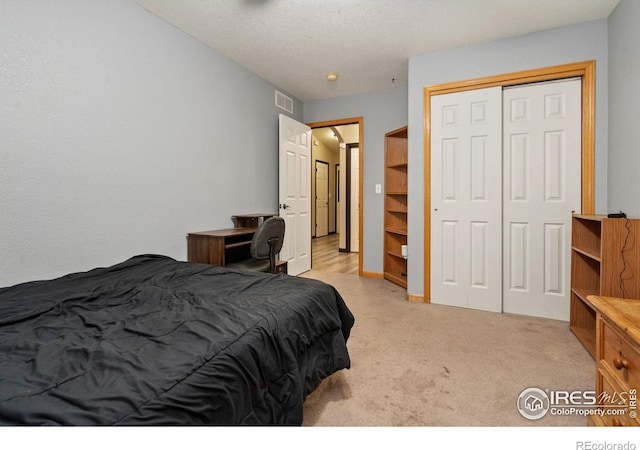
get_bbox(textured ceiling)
[133,0,619,102]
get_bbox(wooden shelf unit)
[570,214,640,358]
[383,126,408,288]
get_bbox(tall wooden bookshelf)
[384,126,408,288]
[570,214,640,358]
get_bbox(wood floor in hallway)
[311,234,358,275]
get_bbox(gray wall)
[303,87,409,274]
[407,19,609,297]
[3,0,632,293]
[608,0,640,217]
[0,0,301,287]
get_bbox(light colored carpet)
[301,270,594,427]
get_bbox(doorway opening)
[308,117,363,275]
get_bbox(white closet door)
[502,79,582,321]
[430,87,503,312]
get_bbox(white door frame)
[314,160,329,238]
[423,61,596,302]
[349,146,360,253]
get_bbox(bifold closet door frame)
[423,60,596,303]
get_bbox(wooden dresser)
[586,295,639,426]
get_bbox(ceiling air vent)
[275,90,293,114]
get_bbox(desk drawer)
[601,319,640,392]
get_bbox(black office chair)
[227,216,285,274]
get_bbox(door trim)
[314,159,329,238]
[334,163,340,234]
[307,117,364,276]
[344,143,360,253]
[423,60,596,302]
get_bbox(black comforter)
[0,255,354,425]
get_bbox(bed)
[0,254,354,425]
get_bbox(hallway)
[311,234,358,275]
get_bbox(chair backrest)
[250,216,285,260]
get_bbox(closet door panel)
[509,133,529,201]
[544,223,564,295]
[502,79,582,321]
[509,222,529,291]
[431,87,503,313]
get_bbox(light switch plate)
[375,184,382,194]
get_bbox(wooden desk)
[188,228,256,267]
[187,226,287,274]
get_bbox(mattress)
[0,254,354,425]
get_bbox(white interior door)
[502,79,582,321]
[315,161,329,238]
[430,87,503,312]
[350,147,360,253]
[279,114,311,276]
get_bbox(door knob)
[280,203,291,209]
